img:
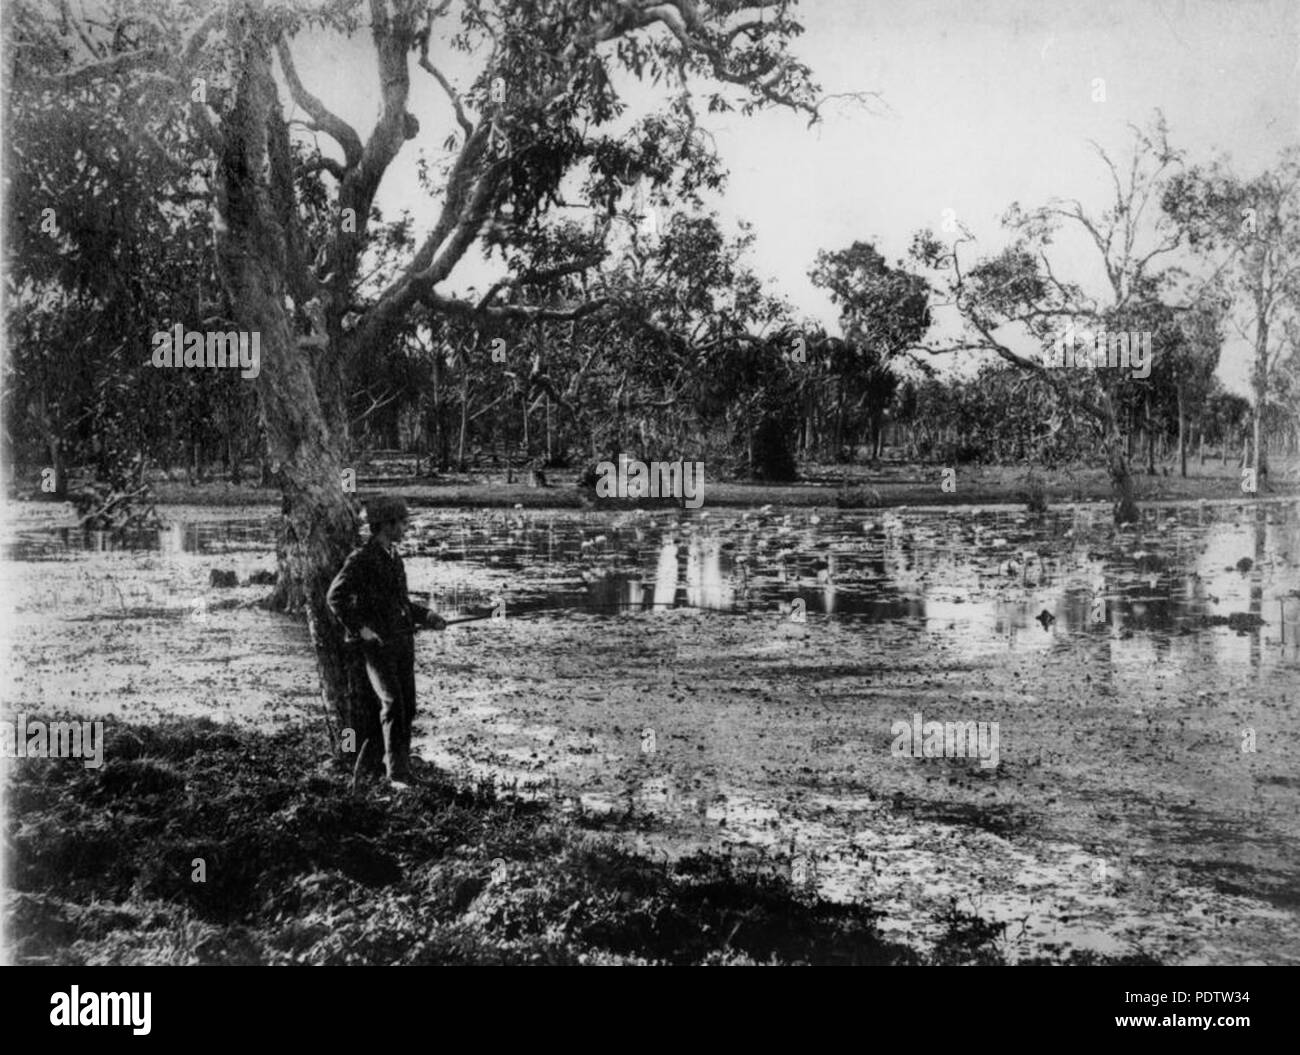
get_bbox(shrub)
[1022,470,1049,513]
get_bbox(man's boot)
[386,718,422,786]
[383,717,415,785]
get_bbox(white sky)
[290,0,1300,397]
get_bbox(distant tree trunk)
[1252,396,1267,484]
[1177,383,1187,478]
[458,371,469,470]
[1084,386,1139,523]
[1251,281,1271,487]
[1109,439,1139,523]
[47,440,66,498]
[833,381,844,457]
[33,386,69,498]
[1145,394,1156,475]
[436,352,449,472]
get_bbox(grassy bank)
[3,718,1156,965]
[49,454,1296,511]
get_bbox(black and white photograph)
[0,0,1297,1000]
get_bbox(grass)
[4,717,909,965]
[3,716,1162,965]
[20,454,1294,512]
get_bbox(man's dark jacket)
[326,536,432,644]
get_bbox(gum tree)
[1163,148,1300,487]
[909,118,1190,523]
[8,0,829,764]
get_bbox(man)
[327,495,446,788]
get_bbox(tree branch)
[474,252,607,311]
[302,156,347,180]
[275,37,363,167]
[417,5,472,136]
[427,289,615,325]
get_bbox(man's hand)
[359,626,384,645]
[424,613,447,631]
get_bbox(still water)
[12,498,1297,669]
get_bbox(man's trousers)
[359,635,417,779]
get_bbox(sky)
[290,0,1300,396]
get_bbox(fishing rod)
[437,599,756,625]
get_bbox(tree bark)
[1108,436,1140,524]
[218,26,374,768]
[1090,387,1140,523]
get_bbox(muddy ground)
[4,487,1299,964]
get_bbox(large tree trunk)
[219,27,376,770]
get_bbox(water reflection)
[4,515,277,560]
[8,499,1299,670]
[654,541,677,607]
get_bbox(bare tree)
[908,117,1189,523]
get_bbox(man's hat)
[365,495,409,529]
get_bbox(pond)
[3,496,1298,963]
